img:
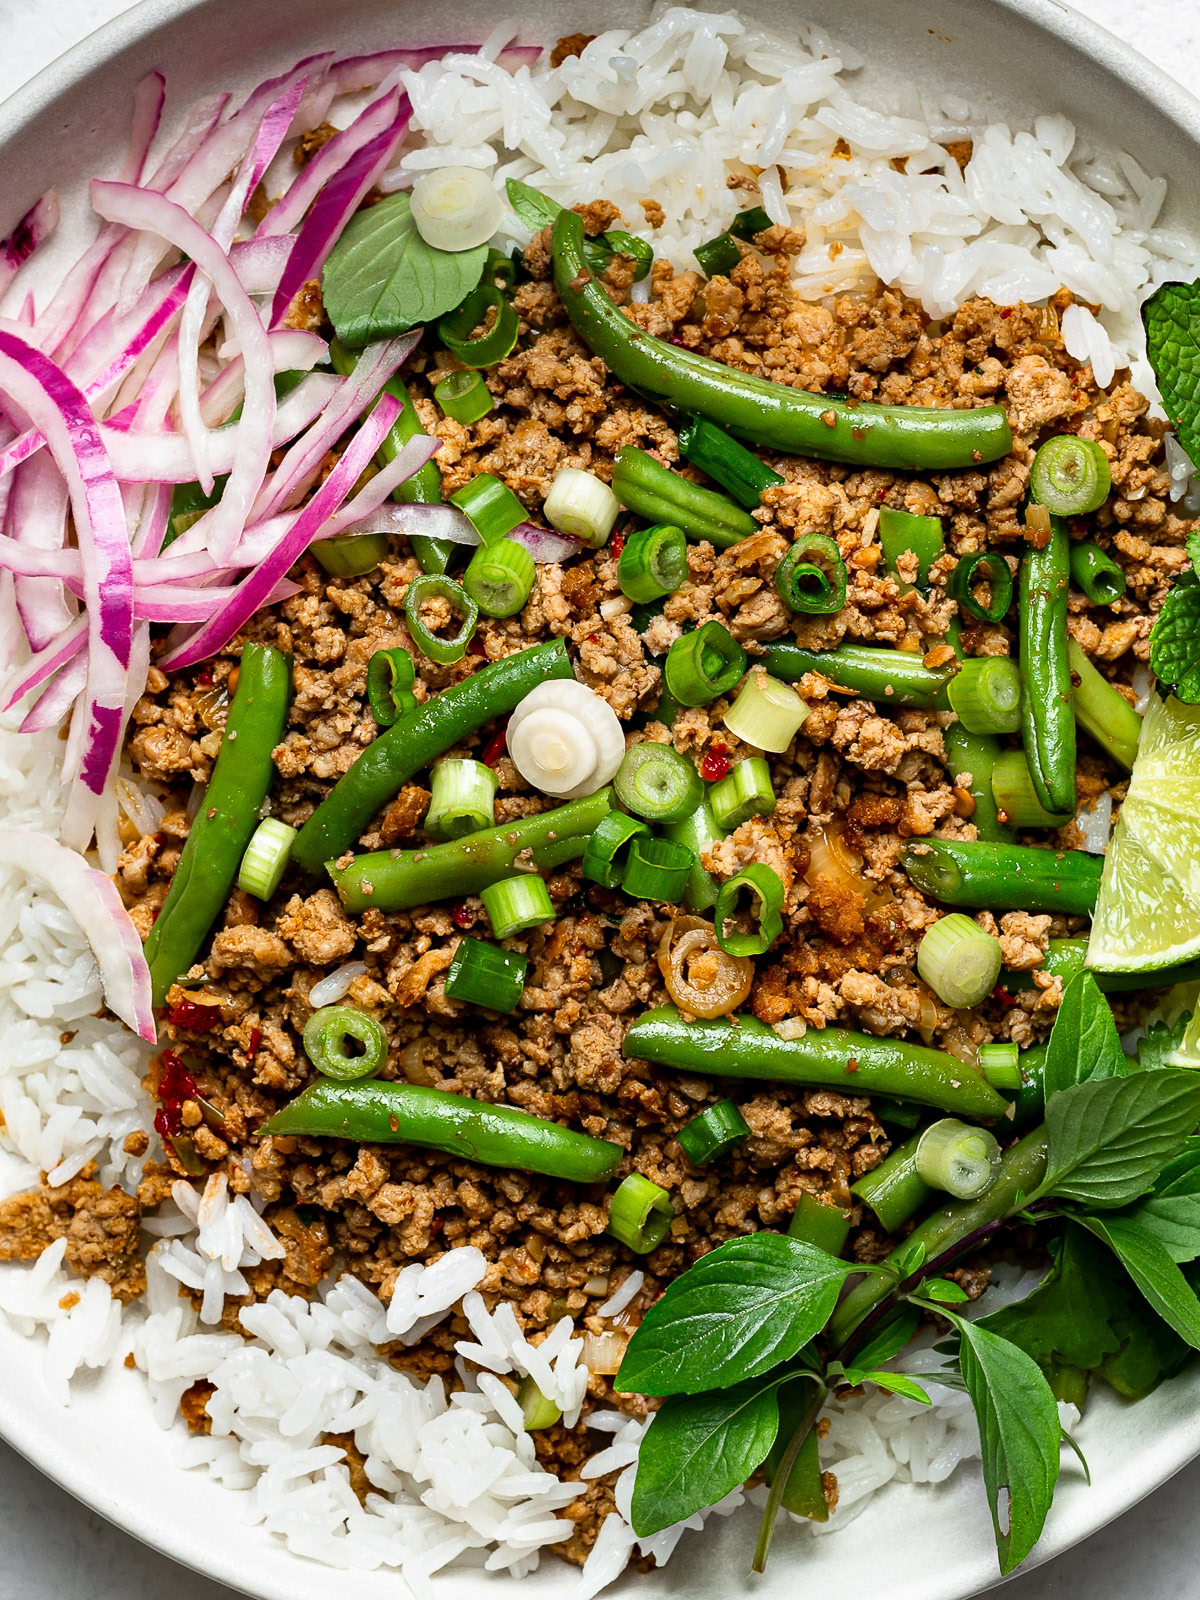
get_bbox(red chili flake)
[467,633,488,656]
[610,529,626,559]
[153,1049,197,1139]
[1000,307,1013,319]
[167,996,221,1031]
[451,902,473,929]
[994,986,1016,1008]
[588,633,600,643]
[701,743,730,782]
[429,1215,445,1237]
[196,667,213,687]
[611,384,625,398]
[876,487,888,501]
[481,719,510,768]
[246,1027,262,1060]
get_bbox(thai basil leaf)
[843,1370,932,1405]
[919,1278,971,1304]
[945,1313,1062,1576]
[1125,1194,1200,1262]
[978,1226,1125,1373]
[1153,1134,1200,1195]
[322,192,487,347]
[615,1235,861,1397]
[1075,1214,1200,1348]
[1043,972,1127,1098]
[506,177,562,233]
[847,1305,922,1372]
[1038,1068,1200,1209]
[630,1374,788,1536]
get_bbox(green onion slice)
[484,247,517,290]
[878,506,944,588]
[444,935,528,1013]
[915,1118,1001,1200]
[978,1041,1022,1093]
[608,1172,673,1252]
[426,758,498,840]
[1069,540,1126,607]
[311,530,389,577]
[614,743,704,824]
[945,655,1022,736]
[1029,434,1112,517]
[694,232,741,278]
[916,913,1003,1008]
[366,646,416,729]
[786,1191,851,1256]
[708,755,776,830]
[713,861,785,956]
[480,873,555,938]
[618,524,687,603]
[404,573,479,665]
[676,417,784,510]
[991,749,1072,828]
[774,533,847,616]
[663,621,748,707]
[730,206,772,240]
[437,282,520,368]
[677,1099,750,1165]
[948,552,1014,623]
[302,1005,387,1081]
[236,817,297,901]
[723,670,808,753]
[435,368,495,425]
[543,466,621,548]
[517,1373,562,1429]
[620,835,695,902]
[581,811,651,889]
[449,474,527,545]
[463,537,537,618]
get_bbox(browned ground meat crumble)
[1,172,1191,1565]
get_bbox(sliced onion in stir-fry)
[657,915,754,1019]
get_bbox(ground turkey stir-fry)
[1,194,1185,1560]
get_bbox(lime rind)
[1087,810,1200,973]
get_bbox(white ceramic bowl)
[2,3,1200,1597]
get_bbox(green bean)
[144,644,291,1007]
[763,642,955,709]
[261,1080,622,1183]
[828,1129,1050,1349]
[943,722,1014,842]
[787,1192,851,1256]
[552,210,1013,469]
[1067,639,1142,769]
[1010,1044,1049,1132]
[292,640,573,874]
[851,1134,933,1233]
[328,788,615,912]
[330,341,450,573]
[1069,540,1126,606]
[661,792,726,912]
[622,1006,1008,1118]
[1019,514,1077,814]
[611,446,758,548]
[902,838,1102,914]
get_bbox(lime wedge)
[1088,695,1200,973]
[1168,995,1200,1068]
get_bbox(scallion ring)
[621,835,695,902]
[677,1099,750,1165]
[437,282,519,369]
[663,621,748,707]
[302,1005,387,1081]
[425,758,498,840]
[948,551,1014,623]
[618,524,687,602]
[237,817,297,901]
[543,466,621,548]
[435,368,495,425]
[916,913,1003,1008]
[774,532,848,615]
[608,1172,673,1253]
[444,935,527,1013]
[1069,540,1126,607]
[1029,434,1112,516]
[990,749,1072,828]
[694,232,741,278]
[656,915,753,1018]
[944,656,1022,736]
[311,530,389,577]
[613,742,704,824]
[978,1041,1022,1093]
[449,473,527,545]
[480,873,556,939]
[411,165,503,251]
[581,811,651,889]
[723,669,808,753]
[404,574,479,665]
[463,537,537,618]
[708,755,776,830]
[915,1118,1001,1200]
[517,1374,562,1430]
[713,861,785,957]
[366,646,416,729]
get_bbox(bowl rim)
[2,2,1200,1598]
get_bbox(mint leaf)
[322,192,487,347]
[1043,972,1127,1098]
[1149,571,1200,704]
[945,1314,1062,1575]
[615,1235,860,1396]
[1075,1214,1200,1348]
[506,177,562,233]
[630,1375,786,1536]
[1144,280,1200,461]
[1188,525,1200,581]
[1121,1193,1200,1263]
[978,1226,1126,1372]
[1038,1068,1200,1209]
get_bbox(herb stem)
[751,1379,827,1573]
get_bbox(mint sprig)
[1149,571,1200,704]
[1144,279,1200,463]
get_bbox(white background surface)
[0,2,1199,1598]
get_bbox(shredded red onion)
[261,82,408,239]
[0,191,60,296]
[508,522,586,563]
[117,72,166,186]
[0,614,86,713]
[229,235,296,297]
[19,655,87,734]
[9,452,73,651]
[344,501,480,546]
